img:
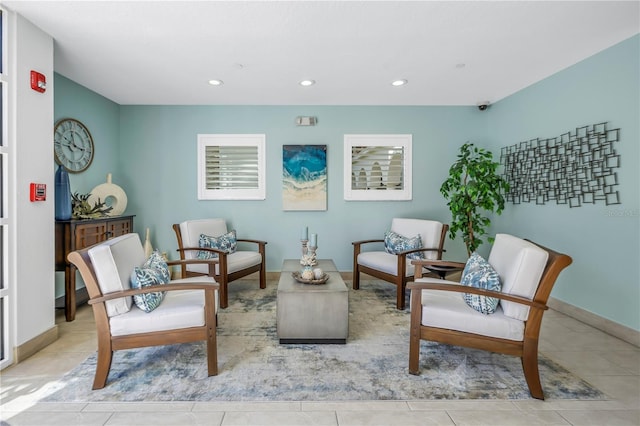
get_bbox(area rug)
[43,280,604,402]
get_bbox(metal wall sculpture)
[500,122,621,207]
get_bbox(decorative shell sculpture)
[300,252,317,267]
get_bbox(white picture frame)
[197,134,266,200]
[343,134,412,201]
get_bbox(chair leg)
[522,339,544,400]
[352,246,360,290]
[408,289,422,375]
[219,276,229,309]
[352,264,360,290]
[205,292,219,376]
[259,261,266,289]
[396,275,405,310]
[92,344,113,390]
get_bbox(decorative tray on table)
[291,271,330,285]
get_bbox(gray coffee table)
[277,259,349,344]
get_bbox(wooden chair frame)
[352,224,448,310]
[173,223,267,309]
[407,240,572,400]
[68,248,220,390]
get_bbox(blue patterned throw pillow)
[197,230,237,260]
[383,230,425,260]
[130,250,170,313]
[460,252,502,314]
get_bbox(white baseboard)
[548,297,639,348]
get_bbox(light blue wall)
[117,106,479,270]
[53,74,121,296]
[53,36,639,331]
[486,35,640,330]
[54,74,121,194]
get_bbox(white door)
[0,7,14,369]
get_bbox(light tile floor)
[1,282,639,426]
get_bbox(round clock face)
[54,118,95,173]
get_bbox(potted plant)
[440,143,510,256]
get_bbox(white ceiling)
[4,1,639,106]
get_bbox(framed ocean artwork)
[283,145,327,211]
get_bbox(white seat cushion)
[186,250,262,276]
[88,233,146,317]
[414,277,525,341]
[356,219,444,278]
[488,234,549,321]
[109,276,218,337]
[358,251,413,277]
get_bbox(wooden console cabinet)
[55,215,135,321]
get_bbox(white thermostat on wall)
[296,116,317,126]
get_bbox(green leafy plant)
[440,143,510,256]
[71,192,113,219]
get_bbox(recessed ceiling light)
[208,79,223,86]
[391,79,408,87]
[299,80,316,87]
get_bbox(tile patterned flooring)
[1,281,639,426]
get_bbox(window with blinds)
[197,134,266,200]
[344,134,412,201]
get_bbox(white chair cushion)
[391,218,443,260]
[186,250,262,276]
[488,234,549,321]
[179,219,228,260]
[414,277,525,341]
[88,233,146,317]
[109,276,218,337]
[358,251,413,277]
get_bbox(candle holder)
[300,240,317,269]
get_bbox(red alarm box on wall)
[30,183,46,201]
[30,70,46,93]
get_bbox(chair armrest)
[167,259,219,267]
[237,238,267,246]
[88,281,219,305]
[170,252,221,278]
[407,280,548,311]
[352,239,384,248]
[398,247,446,257]
[177,246,227,256]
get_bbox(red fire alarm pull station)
[30,70,46,93]
[30,183,46,201]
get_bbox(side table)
[55,215,135,321]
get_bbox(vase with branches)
[440,143,510,257]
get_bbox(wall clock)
[54,118,94,173]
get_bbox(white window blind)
[344,134,412,201]
[350,146,405,190]
[197,134,266,200]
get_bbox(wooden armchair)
[352,218,448,310]
[408,234,572,399]
[173,219,267,308]
[68,233,219,389]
